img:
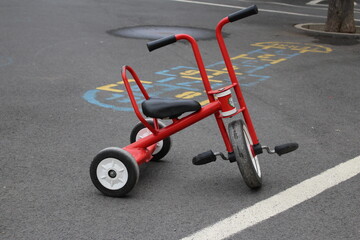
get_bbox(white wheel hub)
[96,158,128,190]
[136,128,163,154]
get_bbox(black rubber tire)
[228,120,262,189]
[130,119,172,161]
[90,147,139,197]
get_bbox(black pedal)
[192,150,217,165]
[274,143,299,156]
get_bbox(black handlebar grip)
[274,143,299,156]
[147,35,177,52]
[228,5,258,22]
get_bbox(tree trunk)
[325,0,356,33]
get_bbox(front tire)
[228,120,262,189]
[90,147,139,197]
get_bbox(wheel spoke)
[113,163,125,172]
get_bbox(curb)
[294,23,360,39]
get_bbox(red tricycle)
[90,5,298,197]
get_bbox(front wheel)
[228,120,262,189]
[90,147,139,197]
[130,119,172,161]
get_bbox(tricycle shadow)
[136,159,262,198]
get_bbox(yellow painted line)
[96,84,124,93]
[199,99,210,105]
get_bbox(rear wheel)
[90,147,139,197]
[130,119,172,161]
[228,120,262,189]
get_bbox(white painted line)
[180,155,360,240]
[174,0,326,18]
[173,0,360,22]
[268,1,328,11]
[174,0,246,10]
[306,0,327,7]
[236,0,359,12]
[307,0,358,7]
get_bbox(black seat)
[142,98,201,119]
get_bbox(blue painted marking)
[0,56,13,67]
[83,90,134,112]
[171,66,196,70]
[105,93,125,101]
[156,66,196,83]
[155,83,200,92]
[240,74,271,87]
[176,80,203,87]
[245,64,271,74]
[155,69,177,83]
[155,69,177,77]
[274,50,300,58]
[206,61,225,68]
[247,48,267,55]
[155,77,176,83]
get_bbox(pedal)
[192,150,217,165]
[274,143,299,156]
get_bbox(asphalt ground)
[1,0,359,239]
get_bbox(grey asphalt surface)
[1,0,359,239]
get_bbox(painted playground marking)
[180,155,360,240]
[83,42,332,112]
